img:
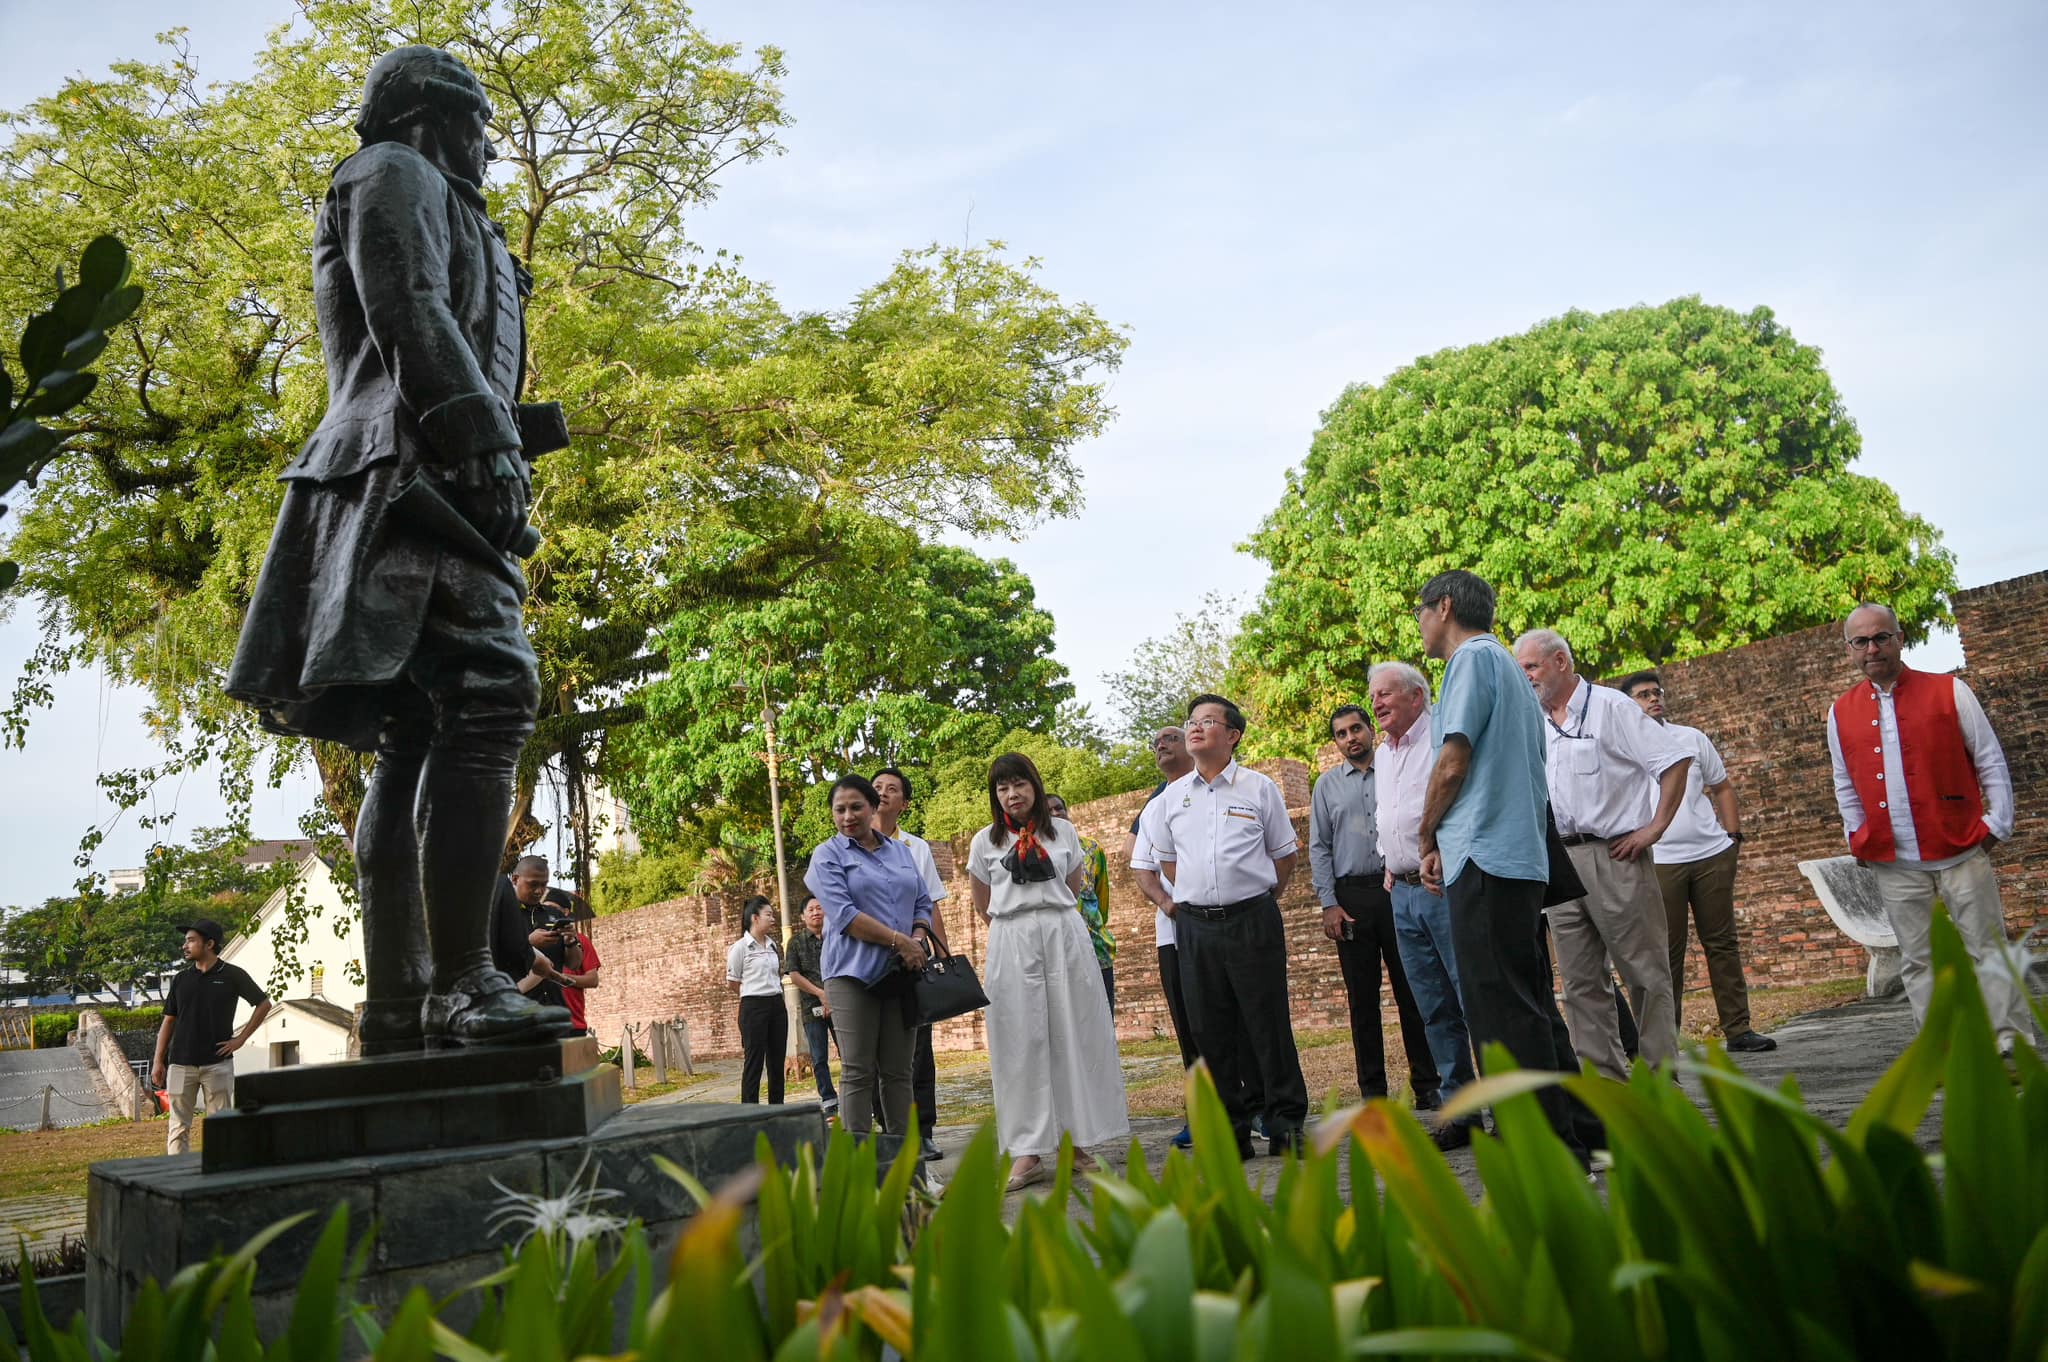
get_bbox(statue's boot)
[356,742,434,1056]
[424,967,571,1046]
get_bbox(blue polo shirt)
[803,832,934,986]
[1433,633,1550,886]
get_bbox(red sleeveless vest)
[1831,667,1986,862]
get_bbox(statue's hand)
[442,450,530,552]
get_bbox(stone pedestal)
[87,1038,825,1345]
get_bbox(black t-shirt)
[163,959,267,1067]
[493,877,568,1008]
[1129,779,1171,836]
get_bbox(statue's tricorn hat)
[354,45,492,144]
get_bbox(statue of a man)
[227,47,570,1051]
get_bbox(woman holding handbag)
[968,753,1129,1192]
[804,774,935,1138]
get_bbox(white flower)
[487,1156,627,1253]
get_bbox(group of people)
[717,572,2033,1178]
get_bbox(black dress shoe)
[1429,1121,1473,1152]
[1268,1128,1306,1159]
[1413,1090,1444,1113]
[1725,1031,1778,1053]
[1235,1139,1259,1162]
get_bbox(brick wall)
[586,572,2048,1056]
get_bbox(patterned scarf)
[1001,811,1056,884]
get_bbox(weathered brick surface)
[588,573,2048,1056]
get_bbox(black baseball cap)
[180,919,227,948]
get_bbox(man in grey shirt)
[1310,705,1440,1109]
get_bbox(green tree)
[920,729,1154,844]
[1237,296,1956,750]
[0,1,1123,872]
[1103,591,1243,747]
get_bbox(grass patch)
[0,1118,173,1199]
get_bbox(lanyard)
[1546,684,1592,742]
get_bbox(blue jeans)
[1390,879,1477,1104]
[803,1017,838,1105]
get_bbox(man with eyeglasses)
[1414,572,1590,1164]
[1512,630,1691,1082]
[1621,672,1775,1053]
[1826,604,2032,1048]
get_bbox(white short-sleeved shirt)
[725,934,784,998]
[1650,722,1735,865]
[967,817,1083,917]
[895,829,950,903]
[1137,760,1298,906]
[1542,678,1692,841]
[1127,831,1176,947]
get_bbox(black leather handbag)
[913,953,989,1026]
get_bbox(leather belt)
[1558,834,1611,848]
[1178,893,1273,922]
[1390,870,1424,886]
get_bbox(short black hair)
[1418,570,1496,632]
[828,774,880,810]
[1618,670,1661,698]
[1186,692,1246,738]
[872,766,914,805]
[1328,704,1373,735]
[512,854,549,876]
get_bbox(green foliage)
[29,1006,163,1048]
[1103,590,1244,748]
[0,234,142,593]
[1238,297,1958,750]
[28,1015,71,1049]
[0,3,1122,883]
[589,844,701,916]
[920,728,1156,844]
[12,913,2046,1359]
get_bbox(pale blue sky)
[3,0,2043,903]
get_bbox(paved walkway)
[0,1048,112,1132]
[0,1194,87,1262]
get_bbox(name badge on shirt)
[1225,804,1259,822]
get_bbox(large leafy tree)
[0,1,1124,871]
[1102,590,1243,747]
[1238,296,1955,750]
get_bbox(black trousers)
[1334,877,1441,1100]
[738,995,787,1104]
[1175,893,1307,1139]
[1158,944,1199,1068]
[1445,865,1594,1160]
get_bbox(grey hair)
[1844,602,1900,638]
[1367,661,1430,696]
[1153,725,1185,741]
[1516,629,1573,665]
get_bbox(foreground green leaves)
[14,913,2043,1359]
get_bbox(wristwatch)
[1728,831,1745,844]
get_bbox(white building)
[217,853,364,1074]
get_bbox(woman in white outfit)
[968,752,1130,1191]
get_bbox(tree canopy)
[1237,296,1956,748]
[1102,591,1243,747]
[0,0,1125,876]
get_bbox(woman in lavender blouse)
[803,774,935,1136]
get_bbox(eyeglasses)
[1847,632,1897,651]
[1413,599,1442,621]
[1631,687,1665,700]
[1185,717,1232,731]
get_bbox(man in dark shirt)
[784,897,837,1114]
[150,919,271,1156]
[491,862,569,1003]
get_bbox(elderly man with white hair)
[1512,629,1692,1081]
[1369,660,1479,1147]
[1827,603,2032,1047]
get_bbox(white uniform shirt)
[1137,760,1298,906]
[725,934,784,998]
[1373,711,1435,876]
[894,829,950,903]
[967,818,1084,916]
[1542,677,1692,840]
[1127,831,1175,947]
[1649,722,1734,865]
[1825,675,2013,870]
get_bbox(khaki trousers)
[165,1059,234,1155]
[1551,844,1678,1080]
[1656,843,1754,1037]
[1870,846,2034,1041]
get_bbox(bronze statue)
[227,47,570,1052]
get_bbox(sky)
[2,0,2044,904]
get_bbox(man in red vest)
[1826,603,2032,1047]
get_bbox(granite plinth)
[201,1036,622,1172]
[87,1099,827,1347]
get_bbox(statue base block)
[87,1092,825,1347]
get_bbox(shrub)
[96,1007,162,1034]
[30,1007,160,1049]
[6,913,2043,1359]
[29,1015,72,1049]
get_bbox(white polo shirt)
[1649,722,1735,865]
[894,829,950,903]
[1542,678,1691,841]
[1138,760,1298,906]
[725,934,784,998]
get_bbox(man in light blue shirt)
[1414,570,1590,1164]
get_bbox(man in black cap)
[150,920,271,1156]
[225,45,571,1052]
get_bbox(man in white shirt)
[874,766,949,1160]
[1139,694,1307,1158]
[1124,726,1210,1150]
[1369,661,1478,1146]
[1825,603,2032,1045]
[1513,630,1691,1082]
[1622,671,1775,1053]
